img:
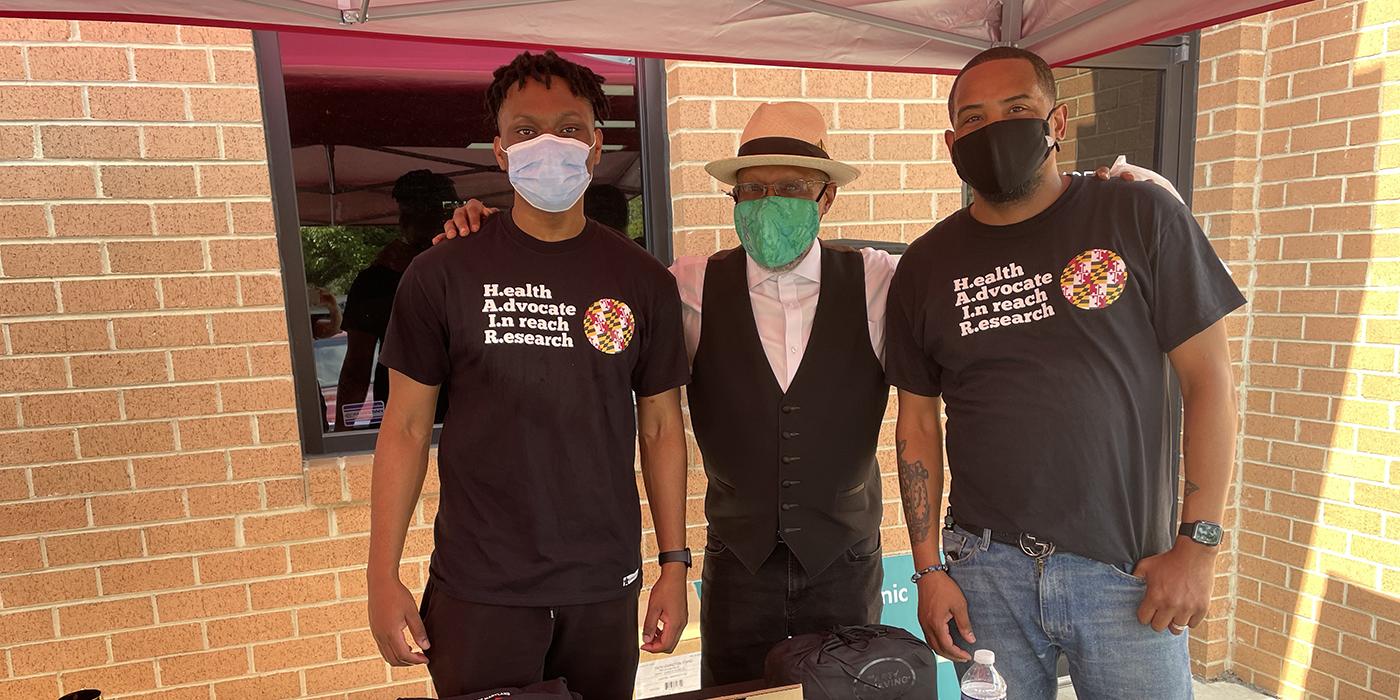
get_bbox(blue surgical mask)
[505,134,594,212]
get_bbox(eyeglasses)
[728,178,832,202]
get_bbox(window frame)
[253,30,673,456]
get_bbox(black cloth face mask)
[951,116,1057,200]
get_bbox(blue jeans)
[943,526,1193,700]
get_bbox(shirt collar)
[745,241,822,289]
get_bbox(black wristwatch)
[1178,520,1223,547]
[658,548,692,568]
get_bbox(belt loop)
[978,528,992,551]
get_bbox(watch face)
[1194,522,1223,546]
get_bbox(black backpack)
[402,677,582,700]
[763,625,938,700]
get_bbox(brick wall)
[1192,1,1400,698]
[0,19,440,699]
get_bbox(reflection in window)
[279,33,648,434]
[1053,67,1162,173]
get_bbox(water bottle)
[960,649,1007,700]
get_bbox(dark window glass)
[276,32,650,437]
[1053,67,1162,173]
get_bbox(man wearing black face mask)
[885,47,1245,699]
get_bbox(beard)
[979,171,1044,205]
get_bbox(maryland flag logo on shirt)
[583,298,635,354]
[1060,248,1128,310]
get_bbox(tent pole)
[767,0,989,50]
[998,0,1023,47]
[325,144,337,227]
[1018,0,1138,51]
[370,0,577,21]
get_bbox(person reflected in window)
[583,183,632,238]
[334,169,457,431]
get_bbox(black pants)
[699,533,884,687]
[420,579,640,699]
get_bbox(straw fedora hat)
[705,101,860,187]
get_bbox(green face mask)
[734,195,821,270]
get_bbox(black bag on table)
[402,677,582,700]
[763,624,938,699]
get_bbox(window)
[255,31,672,455]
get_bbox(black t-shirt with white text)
[885,176,1246,566]
[379,214,688,606]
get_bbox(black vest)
[689,243,889,575]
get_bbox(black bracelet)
[910,564,949,583]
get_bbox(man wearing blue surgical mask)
[886,47,1244,699]
[366,50,691,699]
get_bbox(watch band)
[1178,520,1223,546]
[658,548,692,568]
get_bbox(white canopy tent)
[1,0,1308,72]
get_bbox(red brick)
[107,240,206,273]
[212,310,288,343]
[41,125,142,160]
[0,204,47,239]
[28,46,129,82]
[222,125,267,160]
[46,529,143,567]
[172,346,248,381]
[113,313,211,349]
[134,48,211,83]
[91,488,186,526]
[60,279,161,313]
[238,273,284,305]
[145,517,236,556]
[210,237,279,271]
[0,566,98,607]
[213,670,301,698]
[155,583,248,622]
[110,622,205,662]
[0,85,84,120]
[207,610,295,648]
[100,557,197,595]
[0,17,71,40]
[202,163,273,196]
[0,349,67,388]
[143,125,221,160]
[0,281,57,317]
[53,203,153,238]
[124,385,220,422]
[190,87,262,122]
[0,537,43,574]
[243,510,329,546]
[70,351,168,389]
[180,25,252,45]
[161,275,239,309]
[59,597,155,636]
[79,20,179,43]
[77,421,176,458]
[231,444,302,479]
[0,429,78,468]
[231,201,275,234]
[158,647,249,685]
[9,635,108,676]
[305,658,388,694]
[0,165,95,201]
[187,482,260,517]
[253,634,339,672]
[197,546,288,584]
[178,415,254,450]
[88,86,187,121]
[101,165,198,199]
[9,320,109,354]
[31,458,129,496]
[290,535,369,572]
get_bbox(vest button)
[782,456,801,464]
[781,503,798,511]
[781,405,801,414]
[782,431,800,439]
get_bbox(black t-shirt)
[379,214,689,606]
[885,176,1246,566]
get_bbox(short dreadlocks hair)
[485,50,610,127]
[947,46,1057,122]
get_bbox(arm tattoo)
[1184,480,1200,499]
[897,439,933,544]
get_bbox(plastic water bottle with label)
[960,649,1008,699]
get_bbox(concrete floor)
[1057,679,1272,699]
